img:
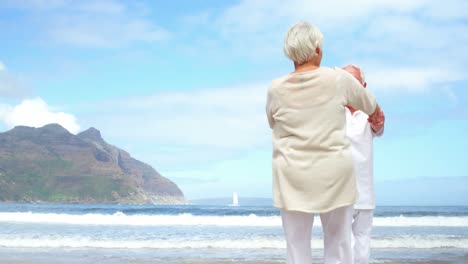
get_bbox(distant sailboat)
[230,192,239,206]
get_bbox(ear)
[315,47,321,55]
[363,82,367,88]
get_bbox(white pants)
[280,206,353,264]
[351,209,373,264]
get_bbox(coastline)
[0,248,466,264]
[1,204,466,264]
[0,258,466,264]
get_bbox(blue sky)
[0,0,467,204]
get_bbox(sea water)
[0,203,467,263]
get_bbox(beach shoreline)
[0,248,466,264]
[1,204,466,264]
[0,258,467,264]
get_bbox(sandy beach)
[0,258,467,264]
[0,249,466,264]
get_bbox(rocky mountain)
[0,124,186,204]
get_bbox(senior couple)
[266,22,385,264]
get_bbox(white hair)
[346,64,366,83]
[283,22,323,64]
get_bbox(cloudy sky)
[0,0,467,203]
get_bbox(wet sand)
[1,248,466,264]
[1,257,467,264]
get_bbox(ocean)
[0,203,467,263]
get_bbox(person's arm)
[369,109,385,137]
[372,125,384,137]
[339,68,378,116]
[266,86,277,129]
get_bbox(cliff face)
[0,124,185,204]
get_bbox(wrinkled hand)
[368,109,385,131]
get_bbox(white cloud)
[421,1,468,20]
[211,0,432,54]
[334,12,467,92]
[215,0,457,33]
[49,17,170,48]
[361,14,468,54]
[187,0,468,92]
[0,0,67,10]
[364,66,464,92]
[80,83,270,149]
[77,0,126,14]
[2,0,171,48]
[1,98,80,134]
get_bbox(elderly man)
[266,22,383,264]
[343,65,385,264]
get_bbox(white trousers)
[280,206,353,264]
[351,209,373,264]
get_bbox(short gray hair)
[284,22,323,64]
[344,64,366,83]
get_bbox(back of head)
[343,64,366,86]
[284,22,323,65]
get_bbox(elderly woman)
[266,22,381,264]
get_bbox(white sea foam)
[0,212,467,227]
[0,235,466,249]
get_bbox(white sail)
[231,192,239,206]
